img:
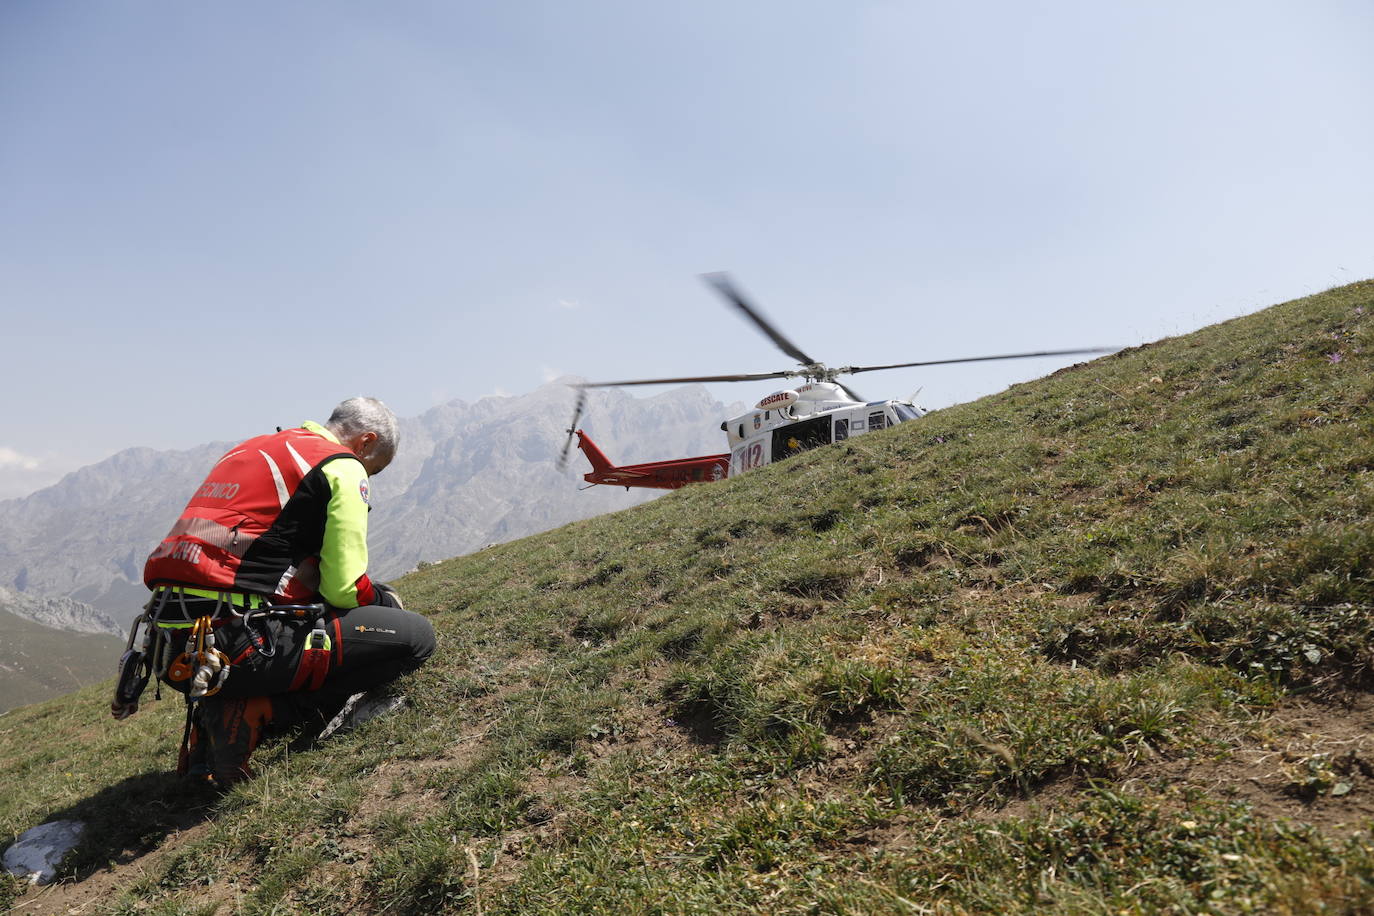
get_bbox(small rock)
[2,819,85,885]
[319,692,406,740]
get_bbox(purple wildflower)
[1328,352,1343,364]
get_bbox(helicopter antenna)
[556,387,587,471]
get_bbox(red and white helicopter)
[560,274,1111,490]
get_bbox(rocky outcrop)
[0,585,120,637]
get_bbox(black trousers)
[164,600,436,718]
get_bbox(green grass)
[0,607,122,713]
[3,280,1373,914]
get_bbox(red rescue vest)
[145,428,355,601]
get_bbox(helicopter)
[558,273,1113,490]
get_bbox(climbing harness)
[111,587,333,718]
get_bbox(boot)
[199,695,276,788]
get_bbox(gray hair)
[326,397,399,456]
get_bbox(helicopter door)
[772,415,832,460]
[834,418,849,442]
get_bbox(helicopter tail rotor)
[557,387,587,472]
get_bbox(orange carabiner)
[167,617,212,683]
[194,616,210,655]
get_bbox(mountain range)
[0,381,739,629]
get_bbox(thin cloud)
[555,299,581,310]
[0,446,40,471]
[0,448,93,500]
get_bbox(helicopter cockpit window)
[893,404,920,422]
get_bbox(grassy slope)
[0,608,121,714]
[3,281,1373,914]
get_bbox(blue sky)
[3,1,1373,498]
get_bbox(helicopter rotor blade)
[577,369,798,388]
[836,381,866,403]
[837,347,1116,376]
[556,387,587,471]
[701,272,818,368]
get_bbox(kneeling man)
[124,396,435,786]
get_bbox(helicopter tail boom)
[574,431,730,490]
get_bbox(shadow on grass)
[44,770,219,881]
[670,705,727,747]
[45,709,360,885]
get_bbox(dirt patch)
[11,819,215,915]
[967,774,1085,824]
[808,711,907,787]
[350,727,492,824]
[1123,692,1374,836]
[423,667,719,904]
[956,692,1374,836]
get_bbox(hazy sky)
[3,1,1372,499]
